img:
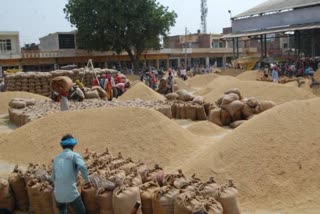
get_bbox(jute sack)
[8,166,29,211]
[222,100,244,117]
[220,110,232,126]
[241,104,256,119]
[246,97,260,108]
[192,96,204,105]
[186,104,197,120]
[166,93,179,100]
[230,120,246,129]
[145,165,165,186]
[140,181,160,214]
[112,186,142,214]
[171,104,177,119]
[180,104,187,119]
[176,90,194,102]
[0,178,15,212]
[156,107,173,119]
[192,197,223,214]
[196,106,207,121]
[221,93,240,106]
[175,104,182,119]
[203,103,214,116]
[152,186,179,214]
[38,183,55,214]
[9,99,26,109]
[92,86,107,98]
[258,100,276,113]
[232,111,243,122]
[224,88,242,99]
[174,192,197,214]
[85,90,100,99]
[96,188,114,214]
[199,177,220,197]
[81,186,99,214]
[208,109,222,126]
[50,76,73,94]
[215,95,224,107]
[215,182,241,214]
[26,180,42,213]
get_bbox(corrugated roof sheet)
[222,22,320,39]
[234,0,320,18]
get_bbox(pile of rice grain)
[236,70,264,81]
[0,92,50,115]
[118,82,165,101]
[186,73,219,88]
[186,121,226,136]
[200,76,315,104]
[0,107,202,170]
[184,98,320,212]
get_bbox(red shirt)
[116,75,122,84]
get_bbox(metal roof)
[234,0,320,18]
[222,22,320,39]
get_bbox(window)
[212,40,225,48]
[0,39,12,52]
[283,43,288,49]
[59,34,75,49]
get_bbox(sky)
[0,0,266,45]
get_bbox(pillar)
[264,34,267,57]
[236,38,239,58]
[260,35,264,58]
[232,38,236,59]
[156,59,160,70]
[177,58,181,67]
[166,59,170,70]
[205,56,210,68]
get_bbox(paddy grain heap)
[118,82,165,101]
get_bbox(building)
[0,31,21,71]
[224,0,320,59]
[0,30,257,73]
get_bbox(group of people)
[92,73,129,99]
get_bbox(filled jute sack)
[152,186,179,214]
[257,100,276,113]
[9,99,27,109]
[0,178,15,212]
[112,186,142,214]
[222,100,244,118]
[26,180,42,213]
[176,90,194,102]
[192,197,224,214]
[140,181,160,214]
[179,104,187,119]
[166,93,179,100]
[199,177,220,197]
[50,76,73,94]
[185,104,197,121]
[241,104,256,119]
[192,96,204,105]
[220,110,232,126]
[215,95,224,107]
[209,109,223,126]
[85,90,100,99]
[145,165,165,186]
[215,182,241,214]
[171,104,178,119]
[196,106,207,121]
[224,88,242,99]
[96,188,114,214]
[156,107,173,119]
[92,86,107,98]
[221,93,240,106]
[38,183,55,214]
[8,166,29,211]
[81,186,99,214]
[175,192,223,214]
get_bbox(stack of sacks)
[209,88,276,128]
[0,149,241,214]
[4,69,124,96]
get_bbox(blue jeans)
[56,196,87,214]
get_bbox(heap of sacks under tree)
[0,149,241,214]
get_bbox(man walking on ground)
[51,134,91,214]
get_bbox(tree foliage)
[64,0,177,71]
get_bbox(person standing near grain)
[51,134,91,214]
[272,65,279,83]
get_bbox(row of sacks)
[0,148,241,214]
[209,88,276,128]
[4,68,122,96]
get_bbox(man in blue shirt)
[51,134,91,214]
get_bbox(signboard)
[179,35,198,44]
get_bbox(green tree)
[64,0,177,72]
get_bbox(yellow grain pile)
[286,78,320,96]
[186,73,219,88]
[118,82,165,101]
[184,98,320,212]
[186,121,226,136]
[0,92,49,115]
[0,107,201,170]
[174,78,191,91]
[200,76,315,104]
[314,68,320,82]
[236,70,264,81]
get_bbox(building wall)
[0,34,20,54]
[39,33,59,51]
